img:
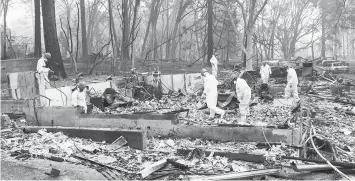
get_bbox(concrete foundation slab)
[23,126,147,150]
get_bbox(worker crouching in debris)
[72,82,92,114]
[285,65,299,100]
[102,88,133,110]
[201,68,225,120]
[234,70,251,123]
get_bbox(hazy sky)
[2,1,34,38]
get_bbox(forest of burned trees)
[2,0,355,77]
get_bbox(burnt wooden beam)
[177,148,265,163]
[191,168,280,180]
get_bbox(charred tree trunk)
[131,0,141,69]
[108,0,115,74]
[120,0,131,71]
[140,0,155,58]
[321,11,326,58]
[207,0,213,66]
[80,0,88,65]
[169,0,189,60]
[2,0,9,59]
[41,0,67,78]
[165,0,170,60]
[34,0,41,58]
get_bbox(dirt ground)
[1,153,105,180]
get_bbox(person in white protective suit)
[260,62,272,84]
[234,70,251,123]
[72,82,91,113]
[36,52,53,89]
[210,55,218,78]
[201,68,225,119]
[284,66,299,100]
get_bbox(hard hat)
[201,68,208,74]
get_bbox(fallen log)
[281,156,355,168]
[190,168,280,180]
[177,149,265,163]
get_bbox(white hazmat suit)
[235,77,251,123]
[203,72,225,119]
[72,87,90,113]
[210,55,218,78]
[285,67,299,99]
[260,64,272,83]
[36,54,52,106]
[36,56,51,89]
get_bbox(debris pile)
[0,129,303,180]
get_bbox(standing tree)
[318,0,345,58]
[80,0,88,64]
[168,0,191,61]
[41,0,67,78]
[207,0,213,65]
[275,0,319,61]
[34,0,41,58]
[226,0,268,70]
[130,0,141,69]
[120,0,131,71]
[2,0,10,59]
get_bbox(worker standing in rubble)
[260,62,272,84]
[201,68,225,120]
[285,65,299,100]
[72,82,92,113]
[234,70,251,123]
[36,52,53,89]
[210,55,218,78]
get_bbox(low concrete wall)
[35,107,299,144]
[2,100,300,144]
[24,126,147,150]
[1,58,38,83]
[1,100,36,122]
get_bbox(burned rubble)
[1,68,355,180]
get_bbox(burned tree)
[41,0,67,78]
